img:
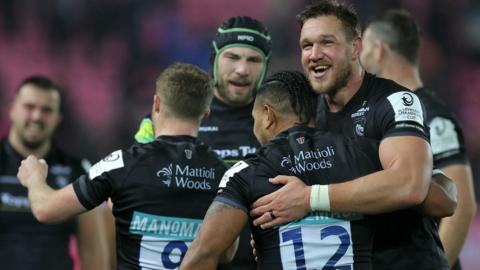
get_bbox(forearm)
[28,184,86,224]
[439,164,477,266]
[328,167,430,214]
[181,201,247,269]
[416,171,457,218]
[77,205,111,270]
[28,182,61,223]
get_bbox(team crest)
[296,137,305,144]
[184,149,192,159]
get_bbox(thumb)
[269,175,291,185]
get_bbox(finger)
[250,202,273,218]
[39,159,47,165]
[260,218,281,230]
[252,212,272,227]
[251,193,274,210]
[268,175,292,185]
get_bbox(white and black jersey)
[316,73,449,270]
[73,135,228,270]
[216,126,382,270]
[0,138,86,270]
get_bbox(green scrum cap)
[210,16,272,89]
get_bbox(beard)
[21,137,45,150]
[323,59,352,99]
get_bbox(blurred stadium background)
[0,0,478,268]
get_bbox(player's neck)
[381,57,423,91]
[8,131,50,158]
[325,65,364,113]
[153,116,199,138]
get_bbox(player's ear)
[152,95,161,116]
[352,36,362,60]
[202,109,210,121]
[264,104,276,129]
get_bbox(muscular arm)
[17,155,87,223]
[180,201,247,270]
[250,136,433,228]
[76,204,111,270]
[439,164,477,267]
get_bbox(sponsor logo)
[237,35,254,42]
[214,146,256,159]
[401,93,414,106]
[350,106,370,118]
[130,211,202,240]
[156,164,173,187]
[156,164,215,190]
[1,192,30,209]
[280,146,335,173]
[199,126,219,132]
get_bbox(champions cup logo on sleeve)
[89,150,125,180]
[387,91,424,126]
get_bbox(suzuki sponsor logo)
[156,164,215,190]
[280,146,335,173]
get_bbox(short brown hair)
[156,63,213,120]
[297,0,361,41]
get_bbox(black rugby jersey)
[198,96,259,166]
[73,135,227,270]
[198,96,259,270]
[316,73,449,270]
[0,138,85,270]
[216,126,382,270]
[416,87,469,270]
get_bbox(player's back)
[74,135,228,270]
[217,126,381,270]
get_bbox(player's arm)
[439,163,477,267]
[17,155,87,223]
[250,136,433,228]
[76,204,111,270]
[415,170,457,218]
[180,201,247,270]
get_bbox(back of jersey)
[74,135,227,269]
[252,127,381,270]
